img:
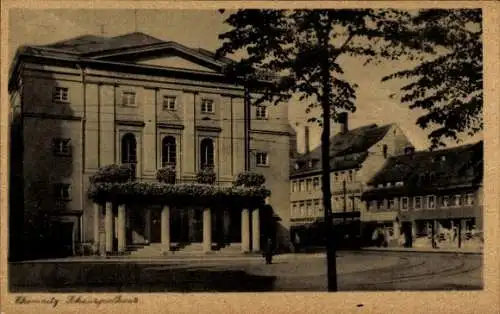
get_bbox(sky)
[8,9,482,153]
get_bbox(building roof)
[363,141,483,198]
[290,124,393,178]
[9,32,277,92]
[46,33,164,53]
[14,32,231,63]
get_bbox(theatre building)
[362,141,483,249]
[9,32,293,259]
[289,115,412,249]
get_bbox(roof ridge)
[110,31,164,41]
[44,34,109,47]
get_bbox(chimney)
[304,126,310,154]
[338,112,348,133]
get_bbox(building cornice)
[196,125,222,133]
[115,120,146,127]
[250,129,292,137]
[157,122,184,130]
[23,112,82,121]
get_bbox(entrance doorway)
[401,221,413,247]
[150,210,162,243]
[51,221,75,257]
[171,208,190,243]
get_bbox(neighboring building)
[289,113,413,248]
[9,32,293,259]
[362,141,483,249]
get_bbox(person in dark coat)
[264,238,273,264]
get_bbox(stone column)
[241,208,250,253]
[203,208,212,252]
[434,220,439,236]
[105,202,114,253]
[411,220,416,248]
[393,220,400,245]
[460,219,467,247]
[93,203,101,254]
[117,204,126,253]
[252,208,261,252]
[161,205,170,253]
[144,208,152,244]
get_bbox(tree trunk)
[320,51,337,292]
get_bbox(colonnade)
[93,202,262,254]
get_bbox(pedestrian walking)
[264,238,273,264]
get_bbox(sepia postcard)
[1,1,499,313]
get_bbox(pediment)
[92,42,228,74]
[137,55,218,73]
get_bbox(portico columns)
[241,208,250,253]
[393,220,400,243]
[161,205,171,252]
[93,203,101,254]
[252,208,260,252]
[117,204,126,253]
[105,202,114,253]
[203,208,212,252]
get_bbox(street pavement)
[9,251,482,292]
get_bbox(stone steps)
[128,242,255,257]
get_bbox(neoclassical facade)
[9,32,292,258]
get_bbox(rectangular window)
[256,152,269,166]
[292,202,297,217]
[306,200,312,215]
[54,183,71,201]
[291,181,297,193]
[163,96,176,111]
[377,199,384,210]
[453,194,462,207]
[317,199,323,215]
[299,180,305,192]
[414,196,422,210]
[256,106,268,119]
[122,91,136,107]
[369,201,376,211]
[395,181,404,187]
[465,193,475,206]
[348,170,353,182]
[299,201,305,217]
[306,179,312,191]
[52,138,71,156]
[201,98,214,113]
[53,87,69,103]
[401,197,409,211]
[427,195,436,209]
[442,196,450,208]
[388,198,395,210]
[312,177,320,190]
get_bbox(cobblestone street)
[10,251,482,292]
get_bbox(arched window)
[121,133,137,179]
[200,138,214,169]
[162,136,176,167]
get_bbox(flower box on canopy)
[88,181,270,207]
